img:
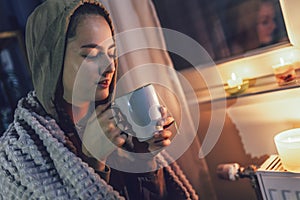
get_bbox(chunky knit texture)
[0,92,124,199]
[0,92,198,199]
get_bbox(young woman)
[0,0,198,199]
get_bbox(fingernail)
[156,125,163,131]
[157,119,164,126]
[159,105,166,112]
[167,116,174,123]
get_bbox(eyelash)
[82,49,116,59]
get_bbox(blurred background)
[0,0,46,133]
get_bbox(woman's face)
[63,14,115,106]
[256,2,276,45]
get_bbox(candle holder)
[272,58,296,86]
[224,79,249,95]
[274,128,300,173]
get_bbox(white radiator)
[256,155,300,200]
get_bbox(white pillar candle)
[274,128,300,173]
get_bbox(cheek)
[76,62,99,84]
[64,57,98,86]
[62,52,87,98]
[63,63,97,102]
[258,25,266,34]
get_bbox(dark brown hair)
[67,3,114,39]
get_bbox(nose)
[98,54,115,76]
[103,63,115,77]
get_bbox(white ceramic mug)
[112,84,162,141]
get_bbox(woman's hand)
[147,106,174,152]
[132,106,175,153]
[82,105,127,161]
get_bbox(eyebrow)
[80,43,115,49]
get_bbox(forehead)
[258,3,275,17]
[74,15,114,45]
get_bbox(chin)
[94,92,109,102]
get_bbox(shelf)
[195,69,300,104]
[0,31,20,39]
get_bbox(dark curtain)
[0,0,43,134]
[0,0,43,32]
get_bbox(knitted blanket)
[0,92,198,199]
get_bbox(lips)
[97,79,110,88]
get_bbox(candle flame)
[280,57,284,65]
[227,72,243,88]
[231,72,237,81]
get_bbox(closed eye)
[80,43,116,59]
[80,48,101,59]
[81,52,103,59]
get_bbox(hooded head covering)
[25,0,116,120]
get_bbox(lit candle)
[272,57,296,86]
[227,73,243,88]
[274,128,300,172]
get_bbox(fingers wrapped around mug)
[82,107,127,160]
[105,121,127,147]
[156,105,175,130]
[147,129,172,153]
[147,108,175,152]
[98,108,126,142]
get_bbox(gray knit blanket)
[0,92,198,199]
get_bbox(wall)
[198,99,261,200]
[196,87,300,200]
[179,0,300,199]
